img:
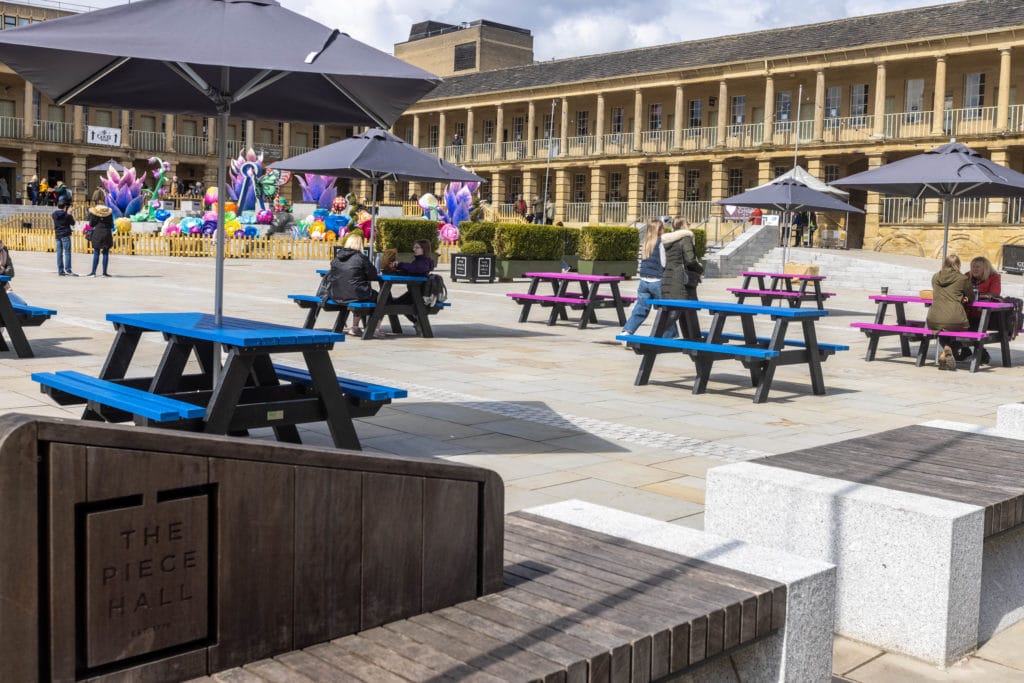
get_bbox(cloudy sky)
[281,0,960,61]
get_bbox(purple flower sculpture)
[228,148,264,212]
[297,174,338,210]
[101,166,147,219]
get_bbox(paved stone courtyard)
[4,247,1024,681]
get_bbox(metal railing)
[1009,105,1024,133]
[881,196,926,224]
[821,115,875,143]
[1006,197,1024,224]
[34,120,74,143]
[226,140,246,158]
[882,111,933,139]
[565,135,596,157]
[600,201,628,224]
[638,130,674,153]
[722,122,763,149]
[942,106,997,137]
[471,142,499,161]
[679,201,713,225]
[129,129,165,151]
[255,143,283,160]
[563,202,591,223]
[174,134,207,156]
[442,143,467,163]
[533,138,560,158]
[288,145,314,157]
[950,197,989,223]
[678,126,716,151]
[768,120,813,146]
[601,132,635,156]
[501,141,528,159]
[637,201,669,219]
[0,116,23,139]
[423,145,440,158]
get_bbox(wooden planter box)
[576,259,637,278]
[495,259,563,281]
[450,253,496,283]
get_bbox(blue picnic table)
[311,269,442,339]
[0,274,56,358]
[618,299,847,403]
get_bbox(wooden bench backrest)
[0,414,504,682]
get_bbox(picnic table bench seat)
[851,321,993,367]
[727,287,836,307]
[617,333,781,361]
[192,511,793,683]
[289,293,450,333]
[32,370,206,425]
[272,363,407,417]
[10,302,56,326]
[0,279,57,356]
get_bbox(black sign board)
[1003,244,1024,275]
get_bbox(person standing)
[531,195,543,224]
[86,204,115,277]
[621,219,666,340]
[51,201,77,276]
[0,177,10,204]
[91,184,105,206]
[544,198,555,225]
[660,217,702,335]
[54,180,72,206]
[27,175,39,205]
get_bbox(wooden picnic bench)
[728,270,835,310]
[507,271,636,329]
[289,293,450,335]
[850,293,1014,372]
[618,299,847,403]
[0,274,56,358]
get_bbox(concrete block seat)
[705,424,1024,667]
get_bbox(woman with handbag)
[86,204,115,277]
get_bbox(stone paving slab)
[3,248,1024,680]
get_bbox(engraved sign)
[84,495,209,668]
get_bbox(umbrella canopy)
[830,141,1024,259]
[0,155,16,166]
[270,128,484,258]
[715,178,863,214]
[754,165,849,199]
[87,159,125,173]
[0,0,440,324]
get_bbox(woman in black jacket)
[86,205,115,277]
[332,232,386,337]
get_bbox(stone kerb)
[704,461,985,667]
[527,499,837,682]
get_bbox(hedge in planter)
[493,224,566,279]
[576,225,639,277]
[373,218,440,253]
[458,222,498,253]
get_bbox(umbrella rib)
[166,62,217,100]
[56,56,130,106]
[233,70,289,104]
[321,74,388,128]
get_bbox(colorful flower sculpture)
[101,166,147,219]
[297,174,338,210]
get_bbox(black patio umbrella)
[831,141,1024,260]
[0,0,439,326]
[716,177,863,267]
[270,128,484,258]
[87,159,125,173]
[0,155,15,166]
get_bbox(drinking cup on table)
[880,286,889,295]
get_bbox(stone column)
[411,114,421,147]
[121,111,131,150]
[931,56,947,136]
[806,156,822,180]
[989,150,1009,221]
[758,159,773,185]
[716,81,728,147]
[594,93,605,154]
[317,124,326,148]
[863,153,885,246]
[206,117,216,155]
[20,150,36,201]
[165,114,175,152]
[70,154,87,197]
[438,111,447,157]
[997,48,1012,132]
[667,163,684,215]
[495,105,504,159]
[22,81,33,139]
[763,75,775,144]
[490,171,505,206]
[710,160,726,206]
[72,106,84,143]
[627,164,643,221]
[590,167,605,222]
[813,70,826,142]
[632,89,643,151]
[873,62,887,137]
[523,169,537,205]
[559,97,569,158]
[673,85,684,151]
[527,101,536,156]
[466,108,475,161]
[244,120,254,150]
[554,168,568,222]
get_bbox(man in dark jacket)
[51,201,77,276]
[54,180,72,206]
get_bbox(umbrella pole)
[781,210,790,271]
[368,178,379,262]
[941,197,951,262]
[215,108,228,325]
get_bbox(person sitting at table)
[660,217,702,336]
[0,238,26,306]
[926,254,971,370]
[956,255,1002,362]
[333,231,386,338]
[620,218,665,343]
[390,239,435,309]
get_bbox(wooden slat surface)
[760,425,1024,537]
[199,512,785,682]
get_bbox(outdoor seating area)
[728,269,836,309]
[507,271,636,329]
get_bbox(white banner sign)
[86,125,121,147]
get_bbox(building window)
[965,72,985,110]
[573,173,587,202]
[508,175,522,201]
[688,99,702,128]
[577,111,593,137]
[482,119,495,143]
[47,104,66,123]
[0,99,13,119]
[825,86,841,127]
[542,112,554,138]
[312,126,320,147]
[608,172,623,202]
[453,121,466,140]
[648,103,662,131]
[645,171,660,201]
[94,110,113,127]
[824,164,841,184]
[731,96,746,125]
[727,168,744,196]
[17,17,28,26]
[905,78,925,122]
[511,116,524,141]
[453,42,476,71]
[776,90,792,126]
[610,107,624,134]
[774,166,788,178]
[851,84,869,122]
[3,16,16,29]
[257,128,273,144]
[685,169,700,201]
[428,124,439,148]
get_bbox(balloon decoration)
[439,223,460,243]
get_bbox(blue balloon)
[240,211,257,224]
[154,208,172,221]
